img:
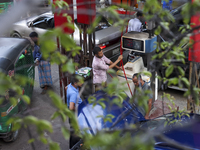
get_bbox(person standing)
[66,75,83,111]
[132,73,153,119]
[128,11,143,32]
[65,75,83,149]
[92,46,123,91]
[29,32,53,94]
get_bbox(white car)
[11,11,125,59]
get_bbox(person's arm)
[33,48,36,60]
[69,102,75,111]
[145,98,152,119]
[109,55,123,69]
[110,61,122,70]
[96,55,123,70]
[37,46,42,61]
[104,55,121,69]
[38,53,42,61]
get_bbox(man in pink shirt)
[92,47,123,91]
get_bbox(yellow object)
[1,112,6,117]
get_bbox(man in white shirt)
[128,11,143,32]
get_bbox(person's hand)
[118,55,123,61]
[118,66,123,70]
[145,115,149,120]
[35,60,39,66]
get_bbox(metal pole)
[155,71,158,101]
[88,34,93,67]
[79,24,83,67]
[57,37,64,101]
[187,62,195,113]
[195,63,200,88]
[83,24,88,66]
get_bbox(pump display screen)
[122,38,144,52]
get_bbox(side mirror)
[27,21,33,28]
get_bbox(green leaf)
[168,77,178,86]
[165,64,174,77]
[49,142,60,150]
[38,120,53,133]
[6,118,15,125]
[181,28,186,34]
[64,23,74,30]
[48,91,64,109]
[28,138,35,144]
[60,55,68,64]
[98,102,106,109]
[164,121,168,127]
[106,114,115,119]
[40,136,48,144]
[174,112,177,118]
[9,97,17,106]
[178,26,185,32]
[141,71,152,77]
[183,90,190,97]
[61,127,70,140]
[152,54,158,60]
[60,34,76,50]
[88,96,96,104]
[107,69,116,74]
[104,118,112,123]
[181,3,191,24]
[162,59,169,67]
[51,112,60,120]
[42,40,57,53]
[96,115,104,118]
[12,122,21,131]
[177,66,185,76]
[59,111,67,122]
[181,77,190,88]
[62,61,75,74]
[154,26,161,35]
[160,22,169,30]
[21,95,30,104]
[24,116,38,125]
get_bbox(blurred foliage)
[1,0,200,150]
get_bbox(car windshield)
[35,13,111,31]
[139,114,176,131]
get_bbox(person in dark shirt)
[132,73,153,119]
[29,32,53,94]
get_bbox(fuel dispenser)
[117,31,157,98]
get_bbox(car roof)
[0,38,30,72]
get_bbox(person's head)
[71,75,83,88]
[132,73,142,87]
[29,32,38,45]
[136,11,143,19]
[93,46,103,58]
